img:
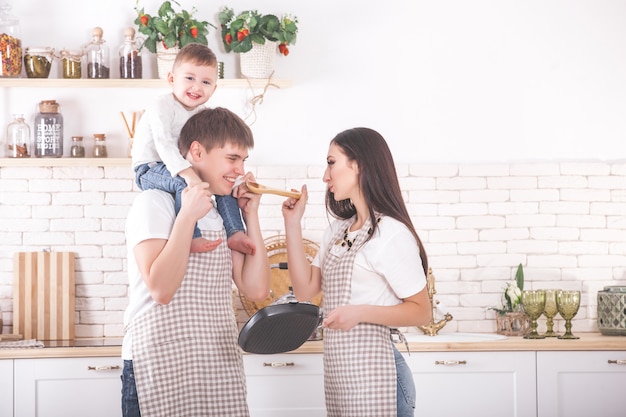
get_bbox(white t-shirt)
[313,216,426,306]
[121,189,222,360]
[131,93,205,176]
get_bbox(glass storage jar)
[92,133,108,157]
[34,100,64,158]
[24,47,54,78]
[70,136,85,158]
[5,114,31,157]
[118,27,142,79]
[60,49,83,79]
[0,2,22,77]
[83,26,110,79]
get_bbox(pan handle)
[263,362,295,367]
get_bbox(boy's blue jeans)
[134,162,244,239]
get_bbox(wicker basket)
[239,235,322,317]
[156,43,179,79]
[495,311,530,336]
[239,40,278,79]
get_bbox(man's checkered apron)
[130,228,249,417]
[322,217,397,417]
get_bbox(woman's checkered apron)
[130,228,249,417]
[322,217,397,417]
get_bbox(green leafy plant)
[490,263,525,315]
[134,0,216,53]
[218,7,298,56]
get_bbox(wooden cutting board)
[13,251,75,340]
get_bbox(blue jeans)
[121,360,141,417]
[394,345,416,416]
[135,162,244,239]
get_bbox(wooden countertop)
[1,333,625,359]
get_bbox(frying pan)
[238,301,321,354]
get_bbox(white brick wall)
[0,161,625,337]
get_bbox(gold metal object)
[417,268,453,336]
[435,360,467,366]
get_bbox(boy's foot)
[190,237,222,253]
[228,231,256,255]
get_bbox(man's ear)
[188,141,204,161]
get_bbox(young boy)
[122,107,271,416]
[131,43,255,255]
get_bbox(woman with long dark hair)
[282,127,432,417]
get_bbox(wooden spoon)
[246,181,301,199]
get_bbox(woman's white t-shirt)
[313,216,426,306]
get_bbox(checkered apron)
[322,217,397,416]
[130,228,249,417]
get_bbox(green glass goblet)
[556,290,581,339]
[542,289,559,337]
[522,290,546,339]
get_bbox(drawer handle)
[434,360,467,366]
[608,359,626,365]
[87,365,121,371]
[263,362,295,367]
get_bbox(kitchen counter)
[1,333,625,359]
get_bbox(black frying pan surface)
[238,302,320,354]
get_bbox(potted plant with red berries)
[134,0,215,78]
[218,7,298,78]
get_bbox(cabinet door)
[404,351,537,417]
[244,353,326,417]
[0,360,13,417]
[14,356,122,417]
[537,351,626,417]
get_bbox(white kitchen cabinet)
[536,351,626,417]
[404,350,537,417]
[0,360,13,417]
[14,356,123,417]
[244,353,326,417]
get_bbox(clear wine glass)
[542,289,559,337]
[522,290,546,339]
[556,290,581,339]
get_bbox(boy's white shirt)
[131,93,205,176]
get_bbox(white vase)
[156,43,179,79]
[239,40,278,79]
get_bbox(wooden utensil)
[246,181,301,199]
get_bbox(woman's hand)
[322,304,361,331]
[281,184,308,226]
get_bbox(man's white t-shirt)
[122,189,222,360]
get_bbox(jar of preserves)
[83,26,110,79]
[60,49,83,79]
[119,27,142,79]
[5,114,31,157]
[70,136,85,158]
[24,47,54,78]
[92,133,108,157]
[34,100,64,158]
[0,2,22,77]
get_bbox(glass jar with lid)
[5,114,31,157]
[83,26,110,79]
[34,100,64,158]
[70,136,85,158]
[24,47,54,78]
[60,49,83,79]
[92,133,108,157]
[118,27,142,79]
[0,2,22,77]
